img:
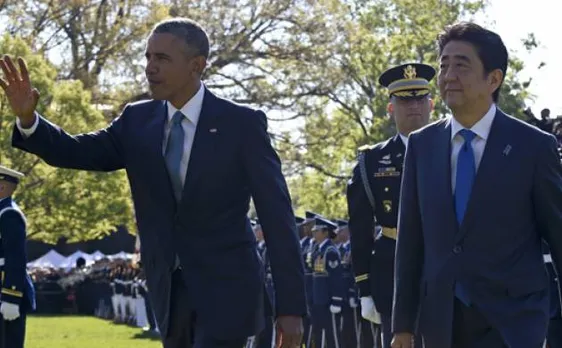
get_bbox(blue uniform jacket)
[0,197,35,311]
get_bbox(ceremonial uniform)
[346,63,435,348]
[0,166,36,348]
[302,211,318,347]
[337,220,361,348]
[309,217,344,348]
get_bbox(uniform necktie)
[454,128,476,305]
[165,111,185,202]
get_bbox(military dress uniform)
[0,166,36,348]
[302,211,318,347]
[337,221,361,348]
[309,217,344,348]
[346,63,435,348]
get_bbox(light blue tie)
[454,128,476,305]
[165,111,185,202]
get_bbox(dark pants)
[548,318,562,348]
[451,299,506,348]
[163,270,248,348]
[341,305,360,348]
[255,316,274,348]
[311,305,341,348]
[0,310,27,348]
[144,291,157,331]
[302,313,313,347]
[359,318,380,348]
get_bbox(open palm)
[0,55,40,123]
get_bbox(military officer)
[309,216,344,348]
[249,219,276,348]
[302,210,318,347]
[0,165,36,348]
[336,219,361,348]
[346,63,435,348]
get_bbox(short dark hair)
[437,22,508,103]
[151,17,210,60]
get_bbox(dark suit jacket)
[393,109,562,348]
[12,87,307,339]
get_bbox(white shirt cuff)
[16,114,39,138]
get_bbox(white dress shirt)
[162,84,204,188]
[17,83,206,191]
[450,103,496,191]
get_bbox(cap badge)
[404,65,417,79]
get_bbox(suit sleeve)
[346,155,375,297]
[325,247,344,307]
[243,110,307,317]
[533,133,562,309]
[11,107,128,172]
[392,134,424,334]
[0,210,27,305]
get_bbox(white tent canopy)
[26,249,133,269]
[107,251,133,260]
[90,250,106,261]
[58,250,95,270]
[27,249,66,268]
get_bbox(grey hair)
[151,18,210,59]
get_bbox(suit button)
[453,245,462,254]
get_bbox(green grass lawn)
[26,315,162,348]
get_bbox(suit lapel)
[435,118,459,235]
[456,110,511,241]
[180,88,219,205]
[145,101,177,205]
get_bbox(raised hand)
[0,55,39,127]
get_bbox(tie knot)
[459,129,476,143]
[171,111,184,125]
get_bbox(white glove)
[0,302,20,321]
[329,305,341,314]
[360,296,381,324]
[349,297,358,308]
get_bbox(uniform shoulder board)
[357,144,375,152]
[0,206,26,225]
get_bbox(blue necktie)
[165,111,185,202]
[454,128,476,305]
[455,129,476,224]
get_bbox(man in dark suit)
[0,165,36,348]
[391,22,562,348]
[347,63,434,348]
[0,17,306,348]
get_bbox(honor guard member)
[346,63,434,348]
[336,219,361,348]
[302,211,318,347]
[309,216,344,348]
[543,241,562,348]
[250,219,276,348]
[0,165,36,348]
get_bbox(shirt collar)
[451,103,497,141]
[319,238,329,250]
[166,83,205,125]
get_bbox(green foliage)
[0,35,133,242]
[283,0,534,218]
[0,0,539,230]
